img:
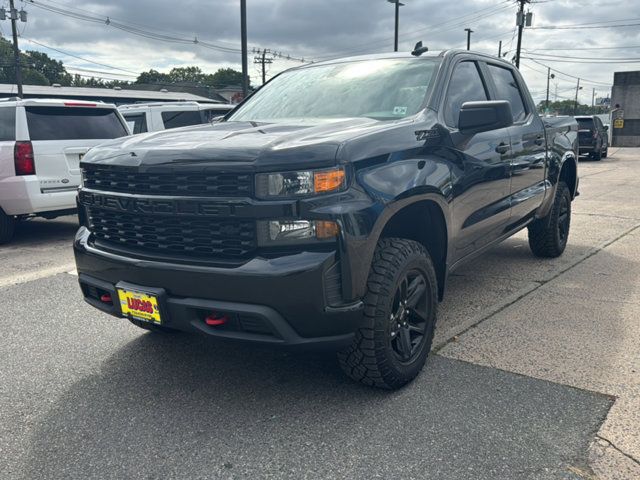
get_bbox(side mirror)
[458,100,513,134]
[603,125,609,131]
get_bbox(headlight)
[257,220,339,246]
[255,167,346,199]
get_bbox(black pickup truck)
[74,49,578,389]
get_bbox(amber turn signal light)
[314,168,346,194]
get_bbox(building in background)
[0,83,216,106]
[610,71,640,147]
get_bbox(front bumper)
[74,227,364,349]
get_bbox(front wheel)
[528,181,572,258]
[338,238,438,390]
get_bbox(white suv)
[119,101,235,134]
[0,98,129,244]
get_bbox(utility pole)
[253,48,273,85]
[8,0,23,97]
[574,78,582,115]
[545,68,555,112]
[592,88,596,108]
[240,0,249,98]
[498,40,502,58]
[387,0,405,52]
[465,28,473,51]
[515,0,530,69]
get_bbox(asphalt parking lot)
[1,149,639,479]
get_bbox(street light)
[387,0,405,52]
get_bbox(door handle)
[495,143,510,155]
[534,136,544,146]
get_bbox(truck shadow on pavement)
[22,315,614,479]
[8,215,78,247]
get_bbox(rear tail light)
[14,141,35,176]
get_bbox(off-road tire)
[0,209,16,245]
[602,146,608,158]
[528,181,572,258]
[338,238,438,390]
[591,148,602,161]
[128,318,178,333]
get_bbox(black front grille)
[88,208,256,259]
[82,165,253,197]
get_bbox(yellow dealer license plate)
[117,288,162,324]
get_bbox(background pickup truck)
[74,49,578,390]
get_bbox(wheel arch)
[377,199,449,301]
[559,154,578,199]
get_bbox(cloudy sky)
[10,0,640,105]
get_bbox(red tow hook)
[205,313,229,326]
[100,293,113,304]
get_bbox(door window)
[161,110,203,129]
[123,113,148,134]
[487,64,527,123]
[444,61,488,128]
[0,107,15,141]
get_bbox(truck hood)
[82,117,388,171]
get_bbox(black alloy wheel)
[389,269,430,363]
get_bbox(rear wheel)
[128,318,178,333]
[338,238,438,390]
[0,209,16,245]
[528,181,571,258]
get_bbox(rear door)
[443,59,513,262]
[24,104,128,191]
[484,63,547,222]
[577,117,594,147]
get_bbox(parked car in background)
[75,50,579,390]
[576,115,608,160]
[119,101,235,134]
[0,98,129,244]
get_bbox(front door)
[443,60,513,263]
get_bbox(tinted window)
[124,113,148,134]
[0,107,15,141]
[26,107,128,141]
[577,118,594,130]
[161,110,203,129]
[487,64,527,123]
[203,108,232,122]
[230,58,439,122]
[444,61,488,127]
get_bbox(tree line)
[0,37,244,89]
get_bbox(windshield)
[229,58,440,123]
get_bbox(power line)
[313,1,513,61]
[525,56,640,64]
[530,22,640,30]
[25,0,310,63]
[527,45,640,52]
[21,37,139,75]
[523,58,612,86]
